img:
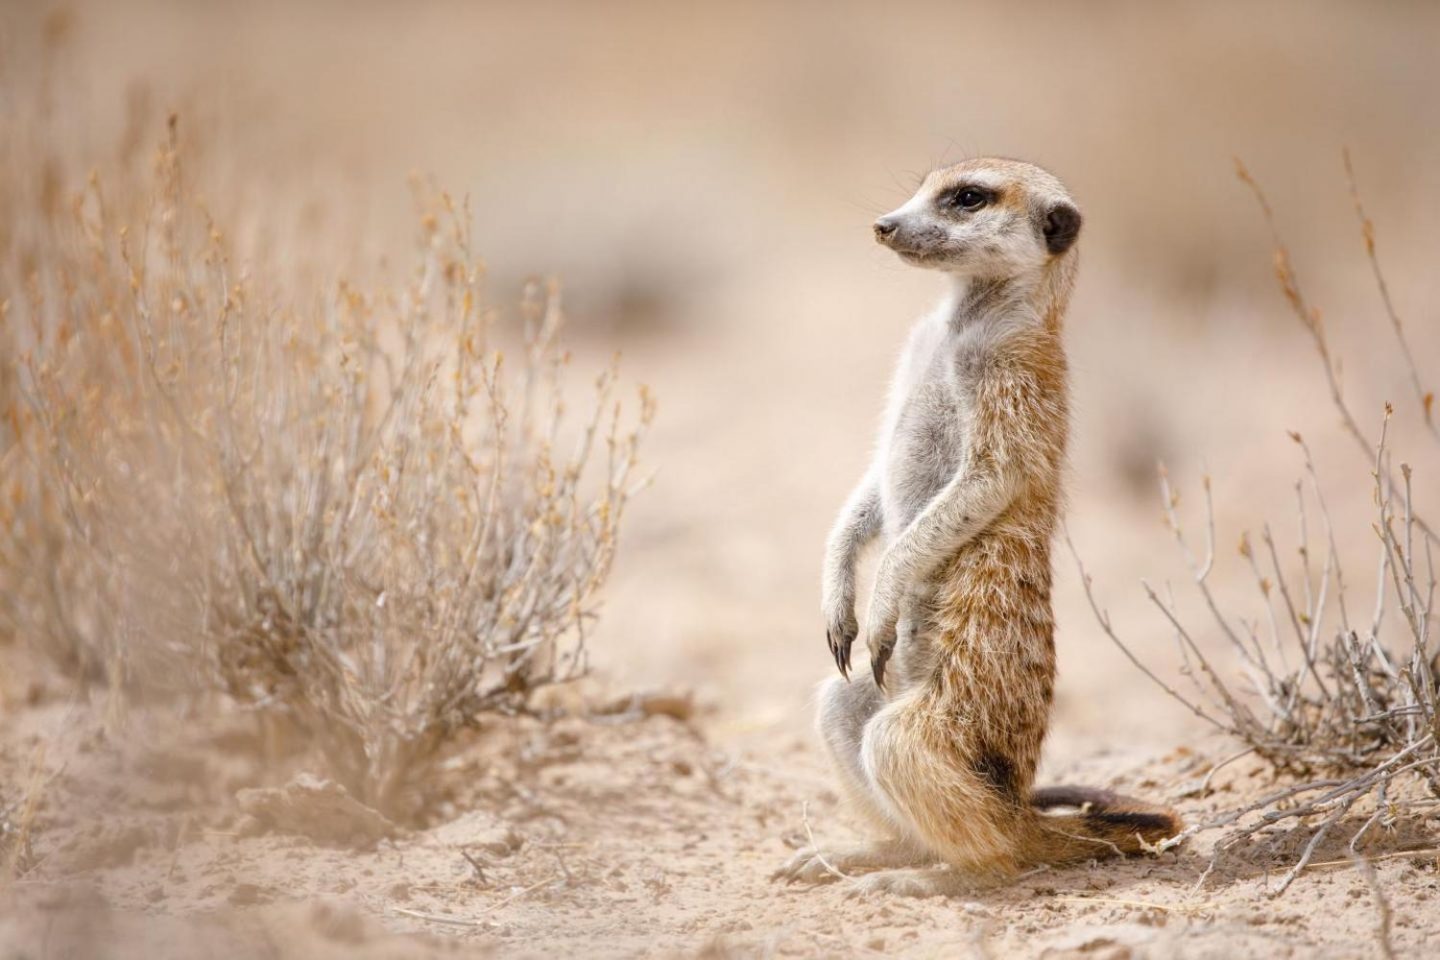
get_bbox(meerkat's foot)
[863,607,899,688]
[772,841,926,886]
[868,607,920,689]
[842,866,974,900]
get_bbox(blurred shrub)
[0,116,652,817]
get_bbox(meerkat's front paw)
[824,608,859,679]
[864,604,899,688]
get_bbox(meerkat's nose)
[873,217,899,242]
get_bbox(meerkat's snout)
[872,207,943,259]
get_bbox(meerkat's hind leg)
[814,674,891,827]
[775,676,933,885]
[844,864,991,900]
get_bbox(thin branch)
[1343,149,1435,444]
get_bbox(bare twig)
[392,872,560,927]
[798,801,850,882]
[1351,854,1397,960]
[1305,847,1440,871]
[1235,158,1435,545]
[1,744,46,881]
[1063,526,1225,732]
[1343,149,1435,444]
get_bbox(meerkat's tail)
[1019,785,1183,865]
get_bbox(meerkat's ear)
[1041,201,1082,255]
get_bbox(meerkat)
[776,157,1181,898]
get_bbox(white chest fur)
[877,304,981,537]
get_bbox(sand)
[2,677,1436,959]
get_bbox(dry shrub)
[0,114,652,816]
[1072,155,1437,892]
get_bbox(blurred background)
[7,0,1439,762]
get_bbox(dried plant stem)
[1342,149,1436,444]
[1,744,46,882]
[391,873,559,927]
[798,801,850,882]
[1235,158,1435,545]
[1352,854,1397,960]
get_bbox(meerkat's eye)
[950,188,989,211]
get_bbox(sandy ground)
[3,682,1438,959]
[6,1,1440,956]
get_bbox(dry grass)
[0,98,652,816]
[1071,156,1438,893]
[0,744,47,882]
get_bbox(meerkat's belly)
[881,374,967,535]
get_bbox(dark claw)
[827,628,851,679]
[871,640,893,690]
[827,620,857,680]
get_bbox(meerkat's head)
[873,158,1081,279]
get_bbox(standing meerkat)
[777,158,1181,897]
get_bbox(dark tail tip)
[1084,807,1182,837]
[1031,785,1183,839]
